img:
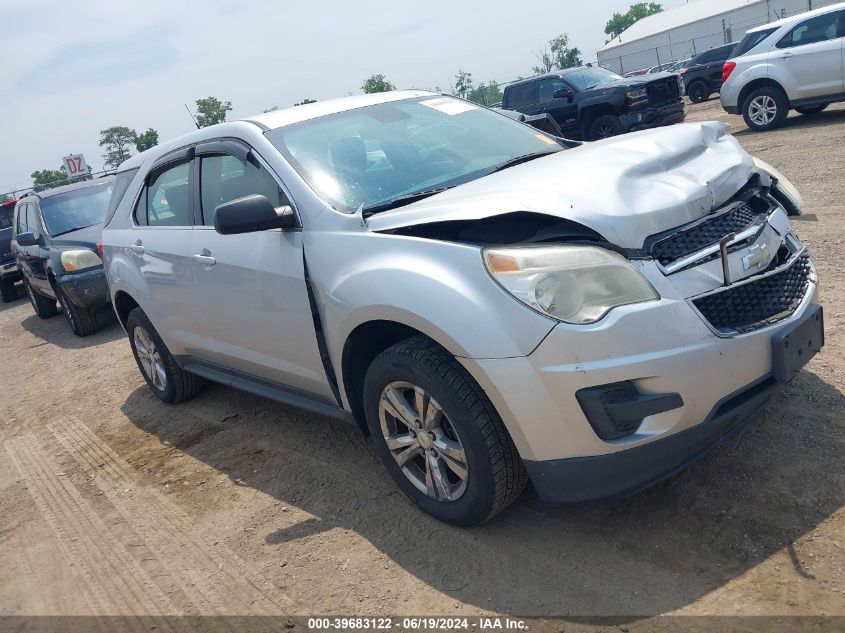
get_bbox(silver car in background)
[720,2,845,131]
[102,91,822,525]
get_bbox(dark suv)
[680,42,739,103]
[0,199,21,302]
[12,177,115,336]
[501,66,685,141]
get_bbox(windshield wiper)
[487,151,557,175]
[362,187,455,217]
[52,223,97,237]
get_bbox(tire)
[126,307,205,404]
[0,278,17,303]
[24,279,58,318]
[57,286,98,337]
[687,81,709,104]
[363,336,527,526]
[588,114,623,141]
[795,104,828,116]
[742,86,789,132]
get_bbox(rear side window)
[778,10,843,48]
[104,168,139,226]
[199,154,285,225]
[733,28,777,56]
[506,81,538,108]
[138,162,192,227]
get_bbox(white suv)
[720,2,845,131]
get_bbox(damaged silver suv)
[102,91,822,525]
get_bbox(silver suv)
[102,91,822,525]
[720,2,845,131]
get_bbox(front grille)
[647,79,679,106]
[693,253,812,334]
[652,202,764,266]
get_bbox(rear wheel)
[687,81,709,104]
[363,336,527,526]
[57,286,98,337]
[588,115,623,141]
[126,307,205,403]
[795,104,828,116]
[0,278,17,303]
[742,86,789,132]
[25,279,58,318]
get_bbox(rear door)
[131,152,199,355]
[187,139,333,400]
[773,9,845,100]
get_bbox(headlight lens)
[483,245,659,324]
[626,88,647,100]
[753,156,804,213]
[61,249,103,272]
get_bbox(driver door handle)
[194,248,216,266]
[130,239,144,254]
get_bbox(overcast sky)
[0,0,687,193]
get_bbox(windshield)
[266,96,562,213]
[40,181,114,236]
[0,205,13,229]
[564,67,623,91]
[733,28,777,57]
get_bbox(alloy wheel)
[749,95,777,126]
[133,325,167,391]
[378,381,468,502]
[597,124,617,139]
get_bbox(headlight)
[61,249,103,272]
[483,245,659,324]
[753,156,804,213]
[626,88,647,100]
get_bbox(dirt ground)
[1,99,843,625]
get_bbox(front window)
[266,96,562,213]
[563,67,622,91]
[39,181,114,236]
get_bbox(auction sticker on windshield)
[419,97,477,115]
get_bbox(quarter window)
[777,11,843,48]
[139,161,192,227]
[199,153,285,225]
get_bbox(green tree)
[294,98,318,106]
[100,126,136,169]
[533,33,582,74]
[31,168,71,191]
[453,70,474,99]
[0,193,14,203]
[452,71,502,106]
[361,74,395,94]
[135,128,159,152]
[605,3,663,40]
[195,96,233,127]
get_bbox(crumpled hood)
[366,122,757,249]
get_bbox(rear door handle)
[194,248,216,266]
[130,239,144,254]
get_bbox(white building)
[597,0,842,74]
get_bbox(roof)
[600,0,764,51]
[746,0,845,32]
[22,175,115,200]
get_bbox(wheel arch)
[113,290,141,332]
[580,104,619,138]
[738,77,788,111]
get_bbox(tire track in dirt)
[49,416,293,617]
[5,434,188,632]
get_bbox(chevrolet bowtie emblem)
[742,243,770,271]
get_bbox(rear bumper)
[621,101,685,132]
[56,267,110,310]
[523,374,778,503]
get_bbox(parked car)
[0,199,21,302]
[647,62,677,74]
[501,66,685,140]
[11,177,115,336]
[721,2,845,131]
[680,42,739,102]
[624,68,650,77]
[102,91,821,526]
[666,58,691,73]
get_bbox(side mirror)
[15,232,37,247]
[553,88,573,101]
[213,194,297,235]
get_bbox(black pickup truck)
[0,199,21,302]
[501,66,685,141]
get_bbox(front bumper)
[56,267,110,311]
[620,101,685,132]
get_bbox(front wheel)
[588,114,623,141]
[795,104,828,116]
[25,279,58,318]
[687,81,709,104]
[126,307,205,403]
[742,86,789,132]
[57,287,98,337]
[363,336,527,526]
